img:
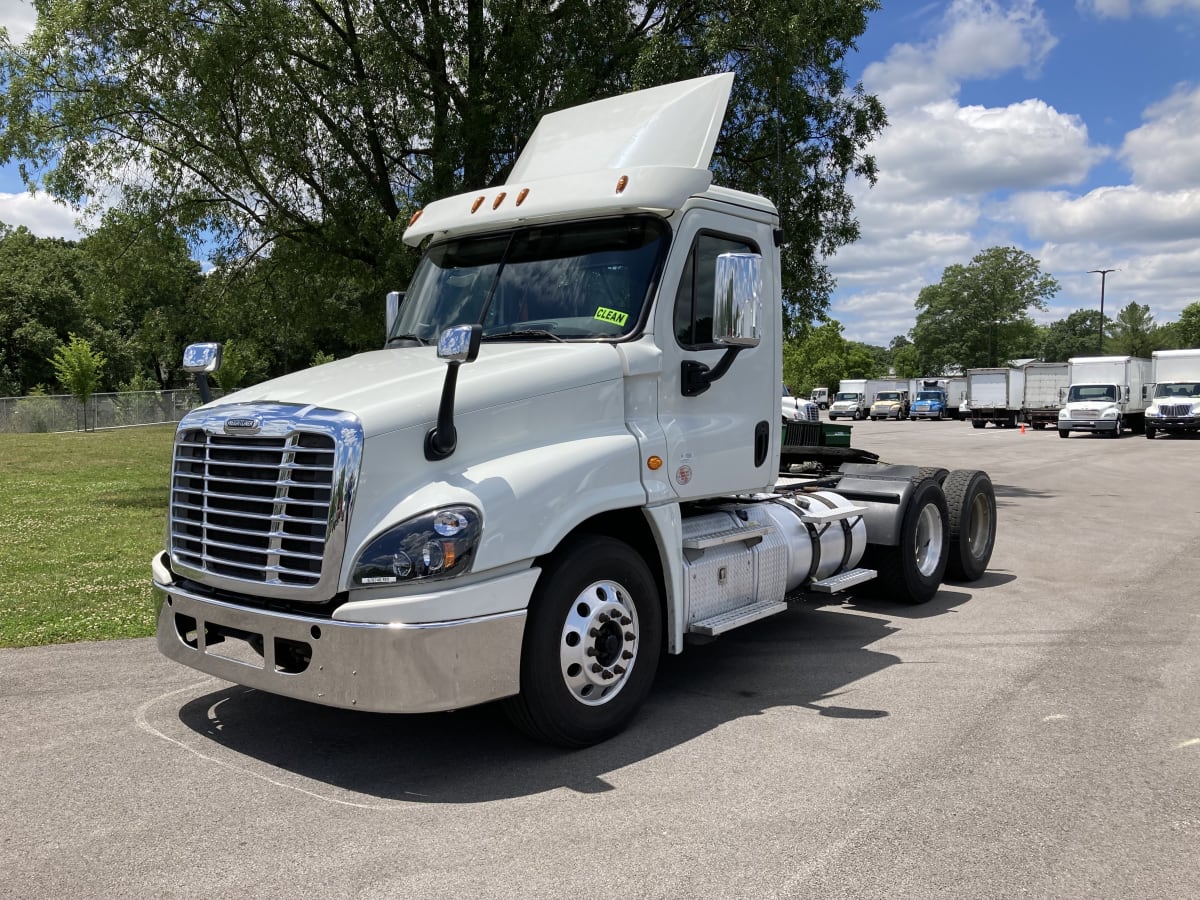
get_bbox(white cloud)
[0,191,83,239]
[1078,0,1200,17]
[0,0,36,43]
[1000,186,1200,243]
[1119,84,1200,190]
[864,0,1057,110]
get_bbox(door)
[654,209,778,500]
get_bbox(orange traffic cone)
[1020,423,1026,434]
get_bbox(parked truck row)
[154,74,999,748]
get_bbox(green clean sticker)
[594,307,629,327]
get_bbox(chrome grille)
[1159,403,1192,417]
[170,429,335,588]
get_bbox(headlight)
[1058,409,1068,418]
[1101,409,1118,418]
[352,506,481,586]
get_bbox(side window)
[674,233,756,348]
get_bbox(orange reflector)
[407,209,423,227]
[647,456,663,470]
[516,188,530,206]
[492,192,507,210]
[471,196,484,213]
[615,175,629,194]
[443,543,456,568]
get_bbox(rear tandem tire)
[863,477,950,605]
[972,420,986,429]
[941,470,997,582]
[504,535,662,748]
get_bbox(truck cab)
[870,390,909,420]
[154,74,997,747]
[828,391,865,420]
[1144,349,1200,439]
[909,390,948,420]
[1058,356,1151,438]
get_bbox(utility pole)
[1089,268,1117,354]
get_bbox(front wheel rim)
[914,502,945,577]
[559,580,639,707]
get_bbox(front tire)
[972,419,986,430]
[1110,417,1122,438]
[942,470,996,582]
[863,477,950,605]
[1146,425,1156,439]
[505,536,662,748]
[1058,429,1069,438]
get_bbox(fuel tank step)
[687,599,788,636]
[807,567,877,594]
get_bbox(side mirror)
[385,291,404,337]
[425,324,483,461]
[182,342,223,374]
[182,342,222,404]
[712,252,762,348]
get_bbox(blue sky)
[3,0,1200,346]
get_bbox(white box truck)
[965,367,1025,428]
[154,74,998,747]
[1059,355,1152,438]
[809,386,830,409]
[828,378,867,420]
[1020,362,1069,430]
[1144,348,1200,439]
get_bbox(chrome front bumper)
[153,552,526,713]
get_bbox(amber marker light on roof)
[615,175,629,194]
[516,188,530,206]
[647,456,663,470]
[492,192,507,210]
[471,196,485,213]
[408,209,423,227]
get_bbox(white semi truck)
[1058,355,1152,438]
[1144,348,1200,439]
[154,74,997,747]
[965,367,1024,428]
[1020,362,1068,430]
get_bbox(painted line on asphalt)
[135,682,407,810]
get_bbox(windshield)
[390,216,668,344]
[835,392,860,402]
[876,391,900,401]
[1154,382,1200,399]
[916,391,941,401]
[1067,384,1117,403]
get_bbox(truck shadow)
[173,603,907,803]
[992,483,1054,502]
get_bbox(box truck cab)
[828,379,867,420]
[154,74,998,747]
[1144,348,1200,439]
[1058,356,1152,438]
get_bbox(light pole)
[1089,268,1117,354]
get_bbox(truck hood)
[210,342,627,437]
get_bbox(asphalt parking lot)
[3,419,1198,899]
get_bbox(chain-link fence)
[0,389,224,434]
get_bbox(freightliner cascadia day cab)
[154,74,998,747]
[1144,348,1200,439]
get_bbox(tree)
[1171,301,1200,349]
[909,247,1058,374]
[1104,302,1156,357]
[50,333,106,429]
[1,0,886,332]
[0,226,91,395]
[1037,309,1103,362]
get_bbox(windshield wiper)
[385,333,428,347]
[481,328,566,343]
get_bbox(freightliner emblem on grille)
[224,417,262,434]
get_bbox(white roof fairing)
[403,73,736,246]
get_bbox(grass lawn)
[0,425,176,647]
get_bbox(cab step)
[682,523,773,550]
[807,567,876,594]
[687,599,788,636]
